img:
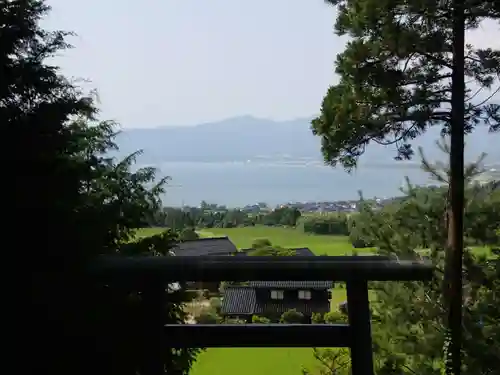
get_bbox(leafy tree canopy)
[312,0,500,170]
[3,1,200,374]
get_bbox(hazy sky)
[45,0,498,129]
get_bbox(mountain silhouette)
[115,116,500,167]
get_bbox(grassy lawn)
[190,347,320,375]
[198,226,360,255]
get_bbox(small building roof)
[221,286,331,315]
[248,280,334,289]
[173,237,238,256]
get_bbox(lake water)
[154,161,434,207]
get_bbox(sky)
[45,0,499,129]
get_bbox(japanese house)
[221,280,333,322]
[222,247,333,322]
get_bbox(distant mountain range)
[111,116,500,206]
[115,116,500,167]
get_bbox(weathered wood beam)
[164,323,351,348]
[89,256,433,283]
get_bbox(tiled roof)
[220,286,331,315]
[293,247,315,256]
[172,237,238,256]
[221,286,256,314]
[233,251,248,256]
[248,280,334,289]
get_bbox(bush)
[251,238,272,248]
[209,297,222,315]
[252,315,271,324]
[180,227,199,241]
[348,217,373,248]
[280,309,304,323]
[338,302,348,316]
[311,312,325,324]
[324,311,347,323]
[299,216,349,235]
[349,235,373,248]
[195,309,219,324]
[224,318,246,324]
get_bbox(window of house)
[271,290,284,300]
[298,290,312,300]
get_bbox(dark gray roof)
[221,286,331,315]
[293,247,315,256]
[237,247,315,256]
[173,237,238,256]
[221,287,256,315]
[248,280,334,289]
[234,250,249,256]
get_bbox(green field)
[200,226,358,255]
[190,347,321,375]
[137,226,364,255]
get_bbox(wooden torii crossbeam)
[90,255,433,375]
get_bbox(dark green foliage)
[302,348,351,375]
[151,205,252,229]
[280,309,305,323]
[305,145,500,375]
[348,216,374,248]
[252,315,271,324]
[306,179,500,375]
[209,297,222,315]
[179,227,200,241]
[299,215,350,235]
[312,311,347,324]
[248,245,296,256]
[311,312,325,324]
[2,2,200,374]
[196,310,219,324]
[223,317,246,324]
[356,176,500,375]
[247,238,296,256]
[252,238,273,248]
[324,311,347,324]
[312,0,500,171]
[261,207,302,226]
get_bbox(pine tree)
[313,1,500,373]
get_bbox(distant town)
[240,198,396,214]
[174,196,401,214]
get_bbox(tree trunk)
[446,0,465,374]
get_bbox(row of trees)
[150,206,252,229]
[148,205,303,230]
[298,215,349,235]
